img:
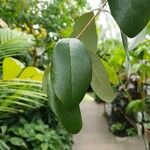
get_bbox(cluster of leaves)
[0,1,83,147]
[0,28,49,119]
[0,0,86,32]
[41,0,150,134]
[43,39,92,134]
[99,40,150,137]
[0,27,72,150]
[116,40,150,118]
[126,98,150,115]
[97,13,150,123]
[0,109,72,150]
[97,39,150,136]
[43,11,117,134]
[110,122,137,137]
[0,28,35,64]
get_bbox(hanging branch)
[76,0,108,39]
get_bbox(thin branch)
[92,8,109,14]
[76,0,108,39]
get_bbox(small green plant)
[126,128,137,137]
[126,100,144,114]
[0,117,72,150]
[110,123,125,134]
[110,122,137,137]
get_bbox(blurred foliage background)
[0,0,87,67]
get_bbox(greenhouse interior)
[0,0,150,149]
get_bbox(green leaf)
[102,60,119,85]
[121,32,131,77]
[1,126,7,135]
[41,143,48,150]
[51,38,92,109]
[89,51,116,102]
[9,137,27,148]
[35,134,44,142]
[121,27,147,51]
[126,100,144,114]
[0,140,10,150]
[47,72,82,134]
[0,80,46,119]
[42,65,51,94]
[108,0,150,37]
[71,12,98,53]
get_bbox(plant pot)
[136,123,142,136]
[136,112,143,123]
[145,128,150,142]
[105,103,112,117]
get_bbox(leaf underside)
[71,11,98,53]
[89,50,116,102]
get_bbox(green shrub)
[126,128,137,137]
[0,108,72,150]
[110,122,125,134]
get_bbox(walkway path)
[73,101,145,150]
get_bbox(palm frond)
[0,79,47,119]
[0,28,35,59]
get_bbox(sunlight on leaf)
[3,57,44,81]
[3,57,24,80]
[19,67,44,81]
[71,11,98,53]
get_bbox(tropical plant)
[0,28,35,60]
[0,79,47,119]
[110,122,125,135]
[126,127,137,137]
[0,28,48,119]
[0,115,72,150]
[0,27,73,149]
[126,100,144,115]
[0,56,47,119]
